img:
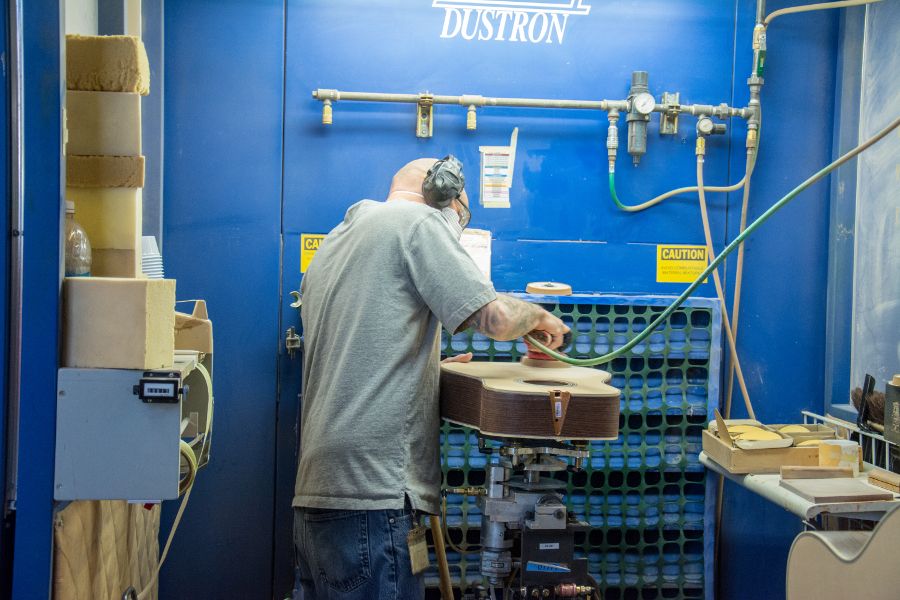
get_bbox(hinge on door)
[285,327,301,358]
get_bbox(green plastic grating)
[426,294,722,600]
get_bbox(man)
[294,156,568,599]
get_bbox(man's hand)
[527,312,569,350]
[442,352,473,364]
[460,295,570,345]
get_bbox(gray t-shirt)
[293,199,497,513]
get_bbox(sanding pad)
[526,281,573,295]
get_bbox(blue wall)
[162,1,839,599]
[161,1,284,598]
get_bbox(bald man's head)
[388,158,438,198]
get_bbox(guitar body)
[439,361,621,441]
[786,505,900,599]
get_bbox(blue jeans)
[294,506,425,600]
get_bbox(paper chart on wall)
[460,228,492,281]
[479,128,518,208]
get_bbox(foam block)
[92,249,140,278]
[66,35,150,95]
[67,187,141,250]
[67,155,145,188]
[66,91,142,156]
[63,277,175,370]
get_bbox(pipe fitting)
[697,116,726,137]
[459,94,485,107]
[322,99,333,125]
[695,136,706,157]
[466,105,477,130]
[746,128,759,150]
[607,109,620,172]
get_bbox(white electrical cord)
[765,0,883,26]
[136,441,198,600]
[695,153,756,420]
[134,362,213,600]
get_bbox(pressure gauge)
[697,117,715,135]
[632,92,655,116]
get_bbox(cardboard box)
[174,300,213,355]
[63,277,175,369]
[702,429,820,474]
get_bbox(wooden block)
[66,91,141,155]
[67,187,141,250]
[92,249,140,278]
[781,466,853,480]
[868,477,900,494]
[63,277,175,370]
[67,155,145,188]
[779,477,895,503]
[868,468,900,493]
[702,429,820,474]
[66,35,150,95]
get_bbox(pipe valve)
[697,117,726,137]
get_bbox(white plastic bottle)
[65,200,92,277]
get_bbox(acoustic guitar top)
[440,361,621,441]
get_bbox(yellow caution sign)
[300,234,325,273]
[656,244,708,283]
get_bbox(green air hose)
[608,168,750,212]
[525,115,900,366]
[609,172,631,212]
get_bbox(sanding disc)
[526,281,573,295]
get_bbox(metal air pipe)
[313,88,749,120]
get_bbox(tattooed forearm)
[460,294,545,340]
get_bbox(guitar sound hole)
[522,379,573,387]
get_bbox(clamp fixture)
[417,93,434,138]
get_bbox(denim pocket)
[304,510,371,593]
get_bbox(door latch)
[285,326,301,358]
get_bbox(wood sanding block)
[440,361,620,440]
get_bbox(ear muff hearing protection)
[422,155,465,209]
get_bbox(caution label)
[656,244,708,283]
[300,234,325,273]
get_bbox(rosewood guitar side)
[440,361,621,441]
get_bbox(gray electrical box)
[53,353,211,501]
